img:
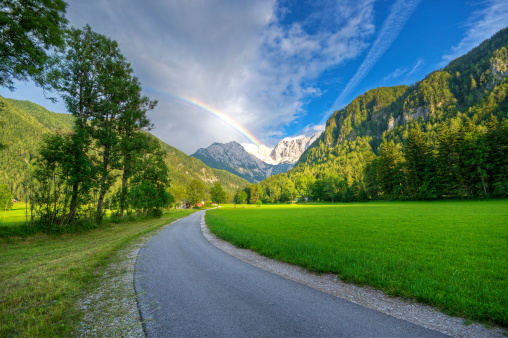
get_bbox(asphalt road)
[135,210,447,337]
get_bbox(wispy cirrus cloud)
[442,0,508,63]
[328,0,421,115]
[383,58,423,82]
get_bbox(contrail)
[330,0,421,112]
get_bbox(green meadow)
[206,200,508,327]
[0,202,28,224]
[0,209,195,337]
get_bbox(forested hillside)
[0,97,74,198]
[0,96,248,200]
[255,28,508,203]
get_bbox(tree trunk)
[96,154,109,223]
[68,183,79,223]
[119,153,128,218]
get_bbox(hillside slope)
[297,28,508,175]
[259,28,508,201]
[0,96,248,199]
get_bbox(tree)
[378,140,405,199]
[403,127,439,199]
[171,185,187,208]
[0,184,13,222]
[0,0,68,90]
[248,184,261,204]
[485,116,508,196]
[129,136,171,217]
[48,25,158,222]
[117,96,156,217]
[239,191,248,205]
[210,182,227,206]
[187,180,204,207]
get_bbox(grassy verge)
[0,209,195,337]
[206,200,508,327]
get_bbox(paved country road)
[135,210,447,337]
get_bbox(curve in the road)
[134,210,447,337]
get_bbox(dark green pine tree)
[436,123,460,197]
[456,118,490,197]
[403,127,439,199]
[485,115,508,196]
[377,140,405,199]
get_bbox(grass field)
[0,202,28,225]
[0,209,195,336]
[206,200,508,327]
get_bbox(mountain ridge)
[191,141,293,183]
[242,133,321,165]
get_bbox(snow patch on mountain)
[242,132,321,165]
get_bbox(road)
[135,210,446,337]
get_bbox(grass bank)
[206,200,508,327]
[0,209,195,336]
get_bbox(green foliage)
[210,182,227,205]
[0,0,68,89]
[0,184,13,215]
[206,201,508,327]
[186,179,205,206]
[128,135,172,216]
[0,96,74,200]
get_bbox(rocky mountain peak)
[242,132,321,165]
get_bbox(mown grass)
[206,200,508,327]
[0,202,28,224]
[0,209,195,337]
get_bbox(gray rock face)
[191,141,293,183]
[243,133,321,165]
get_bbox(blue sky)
[2,0,508,154]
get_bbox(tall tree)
[117,94,156,218]
[378,140,405,199]
[403,127,439,199]
[0,0,67,90]
[210,182,227,206]
[187,180,204,207]
[129,135,171,217]
[485,115,508,196]
[48,25,157,222]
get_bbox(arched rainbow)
[146,88,261,147]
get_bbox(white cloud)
[383,58,423,82]
[442,0,508,62]
[328,0,421,115]
[65,0,376,153]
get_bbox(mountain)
[258,27,508,202]
[191,141,293,183]
[297,28,508,171]
[242,133,321,165]
[0,96,249,199]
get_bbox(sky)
[3,0,508,154]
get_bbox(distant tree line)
[256,115,507,203]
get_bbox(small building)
[11,199,18,203]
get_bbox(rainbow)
[146,88,261,147]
